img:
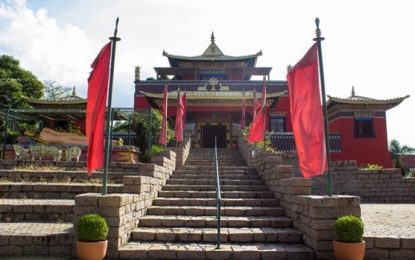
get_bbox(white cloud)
[0,0,96,97]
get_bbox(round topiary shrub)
[334,215,364,243]
[77,213,109,242]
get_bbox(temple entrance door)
[201,125,227,148]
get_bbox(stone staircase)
[119,148,314,259]
[0,162,135,258]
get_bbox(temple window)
[270,116,285,132]
[354,118,375,138]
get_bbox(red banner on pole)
[175,92,184,142]
[159,85,168,146]
[248,82,267,143]
[86,42,112,175]
[287,43,328,178]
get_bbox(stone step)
[147,206,285,217]
[0,222,73,257]
[0,199,74,222]
[0,183,122,199]
[183,162,246,166]
[119,242,314,260]
[178,165,254,170]
[173,169,256,174]
[167,179,265,186]
[152,198,279,207]
[170,174,261,180]
[139,215,292,228]
[158,190,274,199]
[162,184,268,192]
[130,227,303,243]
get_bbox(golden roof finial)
[72,86,77,96]
[351,86,356,97]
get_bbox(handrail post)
[214,137,221,249]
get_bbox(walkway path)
[361,203,415,238]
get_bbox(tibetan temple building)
[134,33,409,168]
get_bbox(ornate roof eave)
[139,90,286,100]
[327,95,409,109]
[162,50,262,62]
[11,108,127,121]
[23,96,87,105]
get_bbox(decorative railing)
[268,132,342,153]
[214,137,222,249]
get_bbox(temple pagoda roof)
[163,32,262,65]
[327,87,409,111]
[24,87,86,108]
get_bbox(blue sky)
[1,0,414,147]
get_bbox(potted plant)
[333,215,365,260]
[76,213,109,260]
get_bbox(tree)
[0,55,43,108]
[43,80,71,100]
[114,109,173,154]
[389,139,415,175]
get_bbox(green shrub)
[76,213,108,242]
[139,152,151,163]
[362,164,383,170]
[151,144,165,155]
[334,215,364,243]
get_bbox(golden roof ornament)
[72,86,77,97]
[351,86,356,97]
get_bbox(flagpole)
[313,17,332,196]
[176,87,180,147]
[103,17,121,195]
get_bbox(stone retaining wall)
[365,235,415,259]
[168,136,191,166]
[238,137,361,259]
[312,161,415,203]
[74,193,143,259]
[1,147,184,258]
[71,149,181,258]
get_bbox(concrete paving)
[361,203,415,238]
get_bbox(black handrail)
[214,137,221,249]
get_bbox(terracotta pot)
[76,240,108,260]
[333,240,365,260]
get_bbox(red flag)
[158,85,168,145]
[240,98,246,130]
[175,92,184,142]
[248,82,267,143]
[287,43,328,178]
[86,42,112,175]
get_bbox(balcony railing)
[268,132,342,153]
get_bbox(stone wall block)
[98,194,132,207]
[74,193,99,206]
[375,237,401,249]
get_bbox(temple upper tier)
[156,32,269,80]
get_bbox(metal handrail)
[214,137,222,249]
